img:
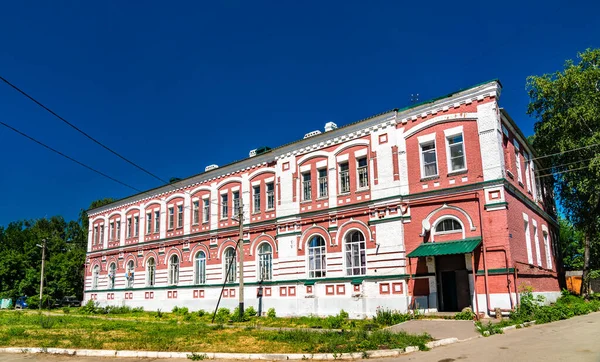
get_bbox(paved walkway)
[388,319,479,341]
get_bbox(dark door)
[455,270,471,311]
[441,271,458,311]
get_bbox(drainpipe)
[408,257,413,312]
[471,254,479,317]
[514,267,520,306]
[485,245,514,310]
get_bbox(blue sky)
[0,1,597,225]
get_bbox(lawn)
[0,311,431,354]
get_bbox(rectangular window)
[116,220,121,241]
[543,231,552,269]
[339,162,350,193]
[99,225,104,245]
[421,142,438,177]
[146,213,152,234]
[253,185,261,213]
[109,222,114,241]
[232,191,240,214]
[93,226,98,245]
[154,211,160,233]
[203,199,210,223]
[192,201,199,225]
[447,134,466,172]
[318,168,328,198]
[168,207,174,230]
[177,205,183,228]
[134,216,139,237]
[221,194,229,219]
[357,157,369,188]
[127,217,132,238]
[525,154,532,192]
[515,141,523,183]
[266,182,274,210]
[533,223,542,266]
[524,218,533,264]
[302,172,312,201]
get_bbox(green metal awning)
[351,278,364,285]
[407,237,482,258]
[304,280,316,286]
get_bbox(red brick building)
[84,80,560,317]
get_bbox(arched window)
[169,254,179,285]
[435,218,463,233]
[195,251,206,284]
[224,247,237,283]
[258,243,272,281]
[92,265,100,289]
[126,260,135,288]
[146,257,155,287]
[308,235,326,278]
[108,263,116,289]
[345,231,366,276]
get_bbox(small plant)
[476,321,503,336]
[62,307,70,314]
[172,306,189,315]
[197,309,206,317]
[245,306,257,317]
[156,309,164,319]
[267,307,276,318]
[361,351,369,359]
[38,315,56,329]
[215,308,231,323]
[187,352,208,360]
[339,309,349,319]
[454,307,475,320]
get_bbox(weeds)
[187,352,209,360]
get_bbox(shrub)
[476,321,503,336]
[156,309,164,318]
[215,308,231,323]
[373,308,412,326]
[339,309,349,319]
[245,306,257,317]
[38,315,56,329]
[324,315,344,329]
[231,307,249,322]
[62,307,71,314]
[81,300,99,314]
[196,309,206,317]
[267,307,276,318]
[454,307,475,320]
[173,306,189,316]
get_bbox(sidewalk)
[387,319,479,341]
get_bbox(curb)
[500,320,536,332]
[0,339,461,360]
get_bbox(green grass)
[0,311,431,353]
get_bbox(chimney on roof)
[324,122,338,132]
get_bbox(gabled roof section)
[88,79,502,215]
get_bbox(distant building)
[84,80,560,317]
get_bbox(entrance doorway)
[436,255,471,312]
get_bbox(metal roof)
[406,237,482,258]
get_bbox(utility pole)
[37,238,47,310]
[237,202,244,319]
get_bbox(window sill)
[265,208,275,212]
[447,169,468,177]
[518,181,524,187]
[355,188,370,194]
[300,200,313,204]
[252,212,261,215]
[338,192,351,197]
[434,230,462,236]
[192,222,199,226]
[220,218,229,221]
[202,221,209,225]
[316,196,328,201]
[420,175,440,182]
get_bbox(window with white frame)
[221,194,229,219]
[447,134,466,172]
[177,205,183,228]
[515,141,523,183]
[232,191,240,213]
[126,217,132,238]
[302,172,312,201]
[168,254,179,285]
[146,213,152,234]
[93,226,98,245]
[203,199,210,223]
[357,157,369,188]
[92,265,99,289]
[154,211,160,233]
[524,217,533,264]
[168,207,174,230]
[146,257,155,286]
[266,182,274,210]
[193,201,199,225]
[339,162,350,193]
[435,218,462,233]
[308,235,327,278]
[99,224,104,244]
[224,247,237,283]
[116,220,121,241]
[253,185,261,213]
[421,141,438,177]
[126,260,135,288]
[195,251,206,284]
[133,216,139,237]
[258,243,273,281]
[345,231,366,276]
[525,153,532,192]
[318,168,328,198]
[108,263,116,289]
[533,223,542,266]
[109,221,114,241]
[543,231,552,269]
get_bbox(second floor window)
[193,201,199,224]
[177,205,183,228]
[221,194,229,219]
[146,213,152,234]
[232,191,240,213]
[421,142,438,177]
[109,222,114,241]
[126,218,132,238]
[266,182,274,210]
[318,169,328,198]
[203,199,210,223]
[448,134,466,172]
[253,185,261,213]
[93,226,98,245]
[116,220,121,240]
[302,172,312,201]
[133,216,139,237]
[168,207,174,229]
[154,211,160,233]
[357,157,369,188]
[99,224,104,244]
[339,162,350,194]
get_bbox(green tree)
[527,48,600,296]
[558,217,584,270]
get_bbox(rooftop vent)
[249,146,272,157]
[205,164,219,172]
[324,122,338,132]
[304,130,322,139]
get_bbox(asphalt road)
[1,312,599,362]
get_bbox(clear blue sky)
[0,1,597,225]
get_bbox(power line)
[536,157,597,173]
[0,120,145,194]
[530,142,600,162]
[0,75,170,185]
[536,165,592,179]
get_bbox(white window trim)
[431,215,465,241]
[354,148,368,158]
[356,156,369,190]
[316,160,327,169]
[336,153,349,163]
[515,140,523,183]
[419,138,438,179]
[532,219,542,267]
[542,225,552,269]
[523,213,533,264]
[445,129,467,174]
